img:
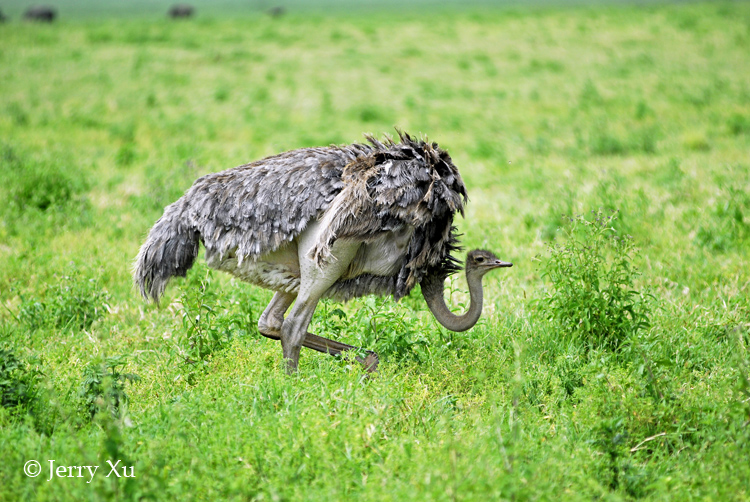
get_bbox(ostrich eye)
[475,256,485,263]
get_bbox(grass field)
[1,1,749,500]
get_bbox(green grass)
[1,2,750,500]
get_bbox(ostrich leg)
[257,291,296,336]
[279,237,366,373]
[259,329,379,372]
[258,291,379,372]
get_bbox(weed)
[695,185,750,251]
[177,266,251,375]
[93,384,144,501]
[628,126,659,154]
[594,175,630,232]
[314,295,430,363]
[634,99,652,120]
[19,264,110,332]
[115,143,137,167]
[588,122,658,156]
[536,210,652,351]
[595,417,629,490]
[556,351,586,397]
[79,355,139,420]
[5,102,29,127]
[654,157,685,188]
[129,160,198,212]
[0,346,41,419]
[537,187,577,242]
[357,105,390,124]
[214,86,230,102]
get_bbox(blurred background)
[0,0,706,18]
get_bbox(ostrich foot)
[258,328,379,373]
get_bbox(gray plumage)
[134,131,511,373]
[134,131,465,303]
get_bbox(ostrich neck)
[421,270,484,332]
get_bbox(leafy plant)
[315,295,431,364]
[595,417,629,490]
[79,355,139,420]
[0,346,41,418]
[536,210,652,351]
[177,266,250,371]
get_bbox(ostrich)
[134,131,512,373]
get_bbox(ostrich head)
[465,249,513,277]
[421,249,513,333]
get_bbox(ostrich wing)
[309,132,468,300]
[175,133,466,301]
[180,145,368,262]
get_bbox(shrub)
[536,210,652,351]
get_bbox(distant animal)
[0,9,8,22]
[24,6,56,22]
[168,4,194,18]
[134,131,512,373]
[267,6,285,17]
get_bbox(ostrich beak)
[492,260,513,269]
